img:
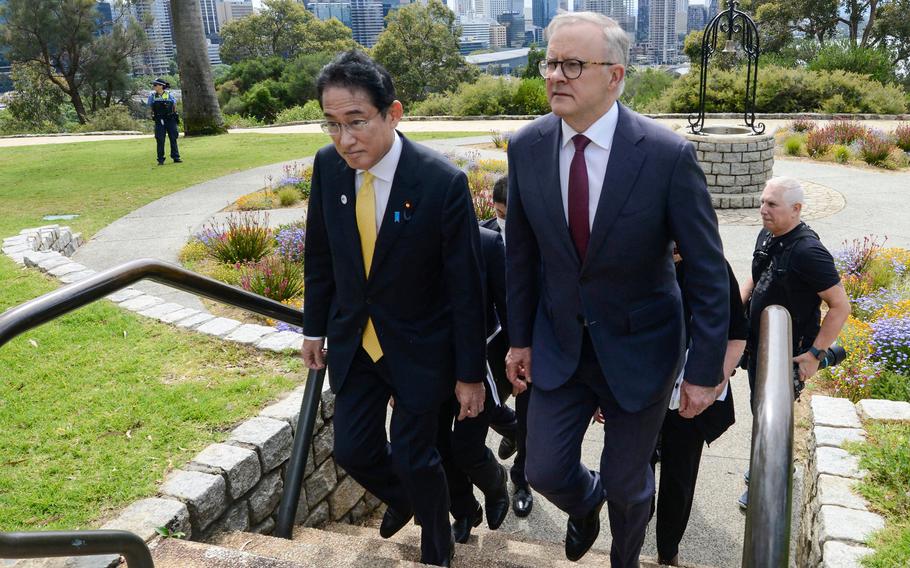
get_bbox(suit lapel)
[531,116,578,265]
[370,136,421,278]
[332,155,367,283]
[584,105,646,270]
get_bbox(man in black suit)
[505,13,729,566]
[301,51,486,567]
[479,176,533,518]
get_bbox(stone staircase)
[147,523,711,568]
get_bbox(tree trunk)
[170,0,226,136]
[63,76,89,124]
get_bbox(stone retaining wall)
[683,132,775,209]
[798,395,910,567]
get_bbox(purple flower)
[275,227,306,263]
[276,321,303,334]
[870,316,910,375]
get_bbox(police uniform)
[148,79,181,165]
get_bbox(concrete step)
[212,532,424,567]
[149,537,310,568]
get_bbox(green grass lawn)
[0,131,476,532]
[848,421,910,567]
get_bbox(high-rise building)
[497,12,525,47]
[583,0,633,35]
[531,0,557,30]
[350,0,383,47]
[216,0,255,24]
[199,0,220,39]
[675,0,688,42]
[130,0,175,76]
[687,4,706,33]
[96,1,114,35]
[489,23,507,48]
[0,0,9,78]
[310,2,353,27]
[636,0,649,43]
[707,0,718,22]
[648,0,676,63]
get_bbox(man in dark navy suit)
[301,51,486,567]
[504,13,729,566]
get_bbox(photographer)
[147,78,181,165]
[738,177,850,509]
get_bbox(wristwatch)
[808,346,825,361]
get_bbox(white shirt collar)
[358,131,402,183]
[560,102,619,151]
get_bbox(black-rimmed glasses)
[320,111,380,136]
[538,59,617,80]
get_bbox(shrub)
[478,158,507,173]
[223,113,262,128]
[80,105,144,132]
[819,356,880,402]
[859,132,895,166]
[784,135,804,156]
[869,370,910,403]
[790,119,817,132]
[490,131,509,149]
[202,214,274,264]
[274,100,323,124]
[831,144,851,163]
[451,75,518,116]
[277,187,299,207]
[408,92,453,116]
[825,120,869,145]
[275,225,306,263]
[834,235,886,277]
[884,147,910,170]
[895,123,910,152]
[808,40,896,86]
[209,262,242,286]
[805,129,831,157]
[467,169,496,220]
[870,316,910,376]
[512,78,549,115]
[240,256,303,302]
[179,240,208,264]
[235,191,275,211]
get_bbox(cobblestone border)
[798,395,910,568]
[3,227,381,567]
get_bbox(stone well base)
[684,130,776,209]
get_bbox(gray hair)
[766,176,805,206]
[545,12,630,69]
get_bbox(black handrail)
[0,530,153,568]
[742,305,794,567]
[0,258,320,562]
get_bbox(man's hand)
[301,338,326,370]
[793,352,821,382]
[714,376,731,401]
[506,347,532,395]
[455,381,485,421]
[679,381,716,418]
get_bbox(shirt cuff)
[302,335,324,342]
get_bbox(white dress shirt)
[303,132,403,342]
[558,102,619,229]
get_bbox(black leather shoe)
[512,487,533,517]
[423,532,455,567]
[565,498,604,562]
[497,434,518,460]
[453,502,482,543]
[484,464,510,530]
[173,158,182,163]
[379,506,412,539]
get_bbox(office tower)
[531,0,557,30]
[130,0,175,76]
[687,3,705,32]
[707,0,718,22]
[675,0,687,42]
[489,23,507,47]
[582,0,633,34]
[648,0,676,63]
[497,12,525,47]
[636,0,649,43]
[310,2,353,27]
[198,0,220,39]
[350,0,383,47]
[216,0,255,24]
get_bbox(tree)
[170,0,226,135]
[371,0,478,104]
[808,39,896,84]
[0,0,147,123]
[520,44,546,80]
[219,0,357,64]
[5,62,69,129]
[869,0,910,69]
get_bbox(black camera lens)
[819,345,847,369]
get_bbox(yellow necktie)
[356,172,383,362]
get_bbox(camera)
[793,345,847,399]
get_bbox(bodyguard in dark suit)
[301,51,486,567]
[504,13,729,566]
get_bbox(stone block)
[138,302,186,320]
[120,295,165,312]
[160,470,228,532]
[715,143,732,152]
[822,541,873,568]
[22,250,56,268]
[818,505,884,545]
[188,443,261,500]
[60,270,96,284]
[749,161,766,174]
[703,151,723,162]
[762,148,776,160]
[252,516,276,535]
[294,482,310,524]
[228,417,293,472]
[305,457,338,508]
[857,399,910,421]
[818,475,868,511]
[175,312,216,329]
[207,500,250,535]
[321,391,335,421]
[704,174,717,185]
[225,324,278,345]
[106,288,144,303]
[812,396,862,428]
[732,143,748,152]
[730,162,751,175]
[751,173,769,185]
[817,447,866,479]
[2,243,31,255]
[38,255,70,271]
[814,426,865,449]
[100,497,192,542]
[249,471,283,524]
[735,174,753,186]
[722,153,741,163]
[303,501,330,528]
[329,475,366,520]
[48,262,87,277]
[312,422,334,466]
[259,388,306,431]
[159,307,202,324]
[196,317,242,337]
[716,175,736,187]
[741,151,761,161]
[256,331,304,352]
[712,162,731,175]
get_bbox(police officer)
[148,78,182,165]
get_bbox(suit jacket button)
[366,298,372,305]
[357,327,363,334]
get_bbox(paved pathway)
[45,129,910,567]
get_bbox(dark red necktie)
[568,134,591,260]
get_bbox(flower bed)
[816,237,910,402]
[776,120,910,170]
[231,162,313,211]
[445,151,508,221]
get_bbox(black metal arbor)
[687,0,765,135]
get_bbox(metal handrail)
[0,530,153,568]
[0,258,321,563]
[742,305,794,567]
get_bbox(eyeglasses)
[538,59,617,80]
[320,112,380,136]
